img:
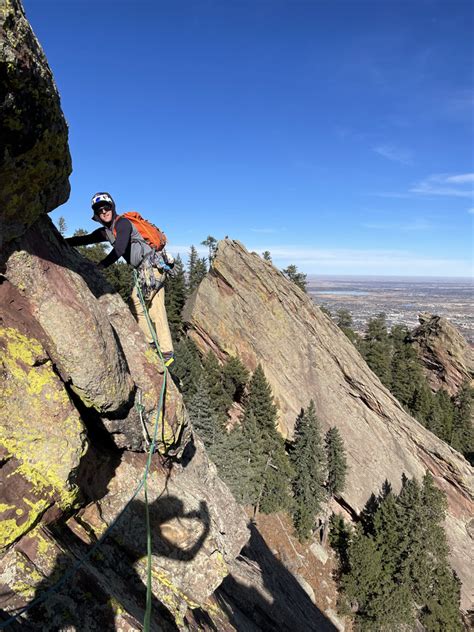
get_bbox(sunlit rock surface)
[411,312,474,396]
[184,239,474,609]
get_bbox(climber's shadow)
[124,496,211,562]
[27,496,210,631]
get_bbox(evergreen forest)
[330,474,463,632]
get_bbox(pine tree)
[336,309,358,344]
[262,251,272,262]
[201,235,218,264]
[57,216,67,236]
[425,395,444,436]
[164,254,187,342]
[435,389,455,444]
[410,381,433,425]
[194,257,208,285]
[222,355,249,404]
[172,338,202,402]
[282,264,307,293]
[370,491,414,628]
[421,565,462,632]
[359,313,391,387]
[329,514,351,575]
[451,382,474,462]
[390,325,423,407]
[188,245,207,294]
[319,304,332,317]
[240,409,268,505]
[202,351,228,419]
[417,474,462,631]
[188,374,223,449]
[325,427,348,498]
[290,401,327,541]
[244,365,292,514]
[210,424,256,503]
[340,525,382,620]
[187,245,199,293]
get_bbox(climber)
[66,192,175,366]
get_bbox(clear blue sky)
[24,0,473,276]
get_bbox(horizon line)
[306,274,473,281]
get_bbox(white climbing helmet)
[91,192,115,212]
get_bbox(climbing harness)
[0,273,168,631]
[137,251,174,300]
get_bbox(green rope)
[133,270,168,632]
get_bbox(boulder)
[310,542,329,565]
[0,0,71,247]
[0,281,87,550]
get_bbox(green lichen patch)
[0,326,86,548]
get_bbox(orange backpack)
[115,212,167,251]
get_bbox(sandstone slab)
[184,239,474,609]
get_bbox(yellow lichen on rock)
[0,496,49,550]
[0,326,87,548]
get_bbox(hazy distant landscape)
[308,275,473,344]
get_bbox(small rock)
[310,542,329,565]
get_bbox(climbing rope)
[134,269,168,631]
[0,272,168,630]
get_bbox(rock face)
[0,4,250,629]
[410,312,474,396]
[184,239,474,609]
[0,0,71,247]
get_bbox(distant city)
[307,275,473,344]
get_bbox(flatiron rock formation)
[184,239,474,609]
[410,312,474,396]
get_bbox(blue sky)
[25,0,473,276]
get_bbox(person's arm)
[98,217,132,268]
[66,228,106,247]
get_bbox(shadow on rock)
[215,523,338,632]
[22,495,210,631]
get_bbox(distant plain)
[308,276,473,344]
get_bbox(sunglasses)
[97,205,112,214]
